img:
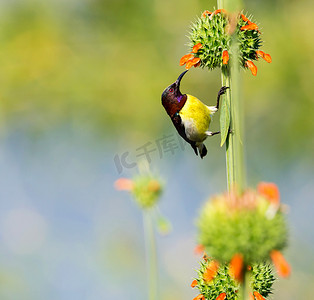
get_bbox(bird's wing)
[171,113,188,142]
[171,113,198,155]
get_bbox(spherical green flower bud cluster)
[237,15,262,65]
[251,263,275,298]
[193,258,239,300]
[131,175,162,209]
[197,190,288,265]
[185,10,265,72]
[192,258,275,300]
[189,11,230,69]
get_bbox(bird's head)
[161,70,188,118]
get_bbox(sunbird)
[161,70,228,158]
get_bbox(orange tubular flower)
[253,291,266,300]
[222,50,229,65]
[241,23,259,31]
[256,50,265,59]
[203,260,219,283]
[194,244,205,255]
[241,13,253,25]
[229,253,244,282]
[241,13,249,22]
[192,43,203,53]
[186,57,201,70]
[246,60,257,76]
[213,8,227,15]
[263,53,272,63]
[216,293,226,300]
[258,182,280,206]
[180,53,194,66]
[256,51,272,63]
[191,279,198,288]
[193,294,205,300]
[114,178,134,191]
[202,10,212,17]
[216,293,227,300]
[270,250,291,277]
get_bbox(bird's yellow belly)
[179,95,211,142]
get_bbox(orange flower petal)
[180,53,194,66]
[191,57,201,64]
[270,250,291,277]
[222,50,229,65]
[193,294,205,300]
[241,14,249,22]
[191,279,198,288]
[203,260,219,283]
[258,182,280,205]
[263,53,272,63]
[216,293,226,300]
[213,9,227,15]
[185,61,193,70]
[186,57,200,70]
[241,23,259,31]
[229,253,244,282]
[114,178,134,191]
[256,51,272,63]
[253,291,266,300]
[194,244,205,255]
[249,293,255,300]
[192,43,203,53]
[256,50,265,58]
[241,14,253,24]
[246,60,257,76]
[202,10,212,18]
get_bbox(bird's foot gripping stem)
[206,128,233,137]
[215,86,229,109]
[206,131,220,136]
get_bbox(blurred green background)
[0,0,313,299]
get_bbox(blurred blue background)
[0,0,313,299]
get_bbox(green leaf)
[220,91,230,147]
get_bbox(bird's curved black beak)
[175,70,188,86]
[174,70,188,95]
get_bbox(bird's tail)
[198,143,207,159]
[190,142,207,159]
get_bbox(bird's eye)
[169,88,174,93]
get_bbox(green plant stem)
[143,210,158,300]
[218,0,246,193]
[221,43,246,191]
[217,0,224,8]
[239,270,251,300]
[218,1,247,299]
